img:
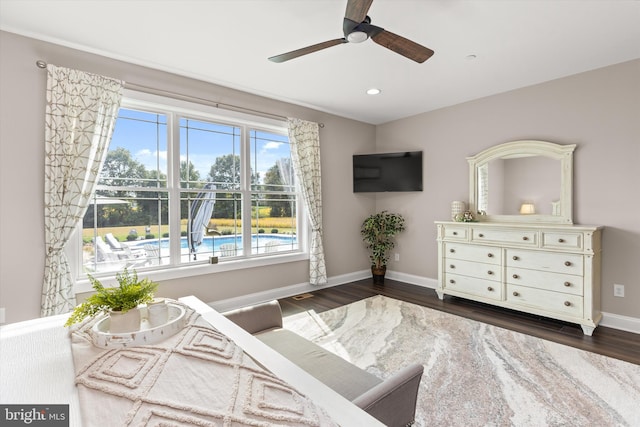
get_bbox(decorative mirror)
[468,140,575,224]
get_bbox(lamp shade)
[520,203,536,215]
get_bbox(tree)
[180,160,202,220]
[264,161,292,217]
[206,154,259,219]
[99,147,148,194]
[180,160,201,186]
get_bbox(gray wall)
[1,30,638,324]
[375,58,640,319]
[0,31,375,323]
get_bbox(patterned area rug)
[284,295,640,427]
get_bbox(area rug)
[283,295,640,427]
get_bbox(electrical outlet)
[394,253,400,261]
[613,284,625,297]
[0,307,5,324]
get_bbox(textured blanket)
[70,303,337,426]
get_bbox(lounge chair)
[104,233,145,258]
[219,243,237,257]
[144,244,161,265]
[265,240,279,253]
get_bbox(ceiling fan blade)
[268,38,346,63]
[345,0,374,23]
[371,29,434,63]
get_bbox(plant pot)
[108,308,141,333]
[371,265,387,285]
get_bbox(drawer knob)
[513,274,519,279]
[478,233,484,238]
[513,291,520,297]
[487,286,493,292]
[487,270,494,275]
[522,236,529,241]
[487,253,493,258]
[564,261,572,267]
[564,301,571,307]
[449,279,455,284]
[450,248,455,253]
[564,281,571,287]
[450,264,455,269]
[512,256,519,261]
[558,238,565,243]
[453,231,458,236]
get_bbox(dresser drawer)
[506,267,583,296]
[445,243,500,265]
[445,273,502,300]
[506,249,583,275]
[542,232,583,250]
[471,228,537,246]
[445,259,502,281]
[443,226,468,240]
[507,284,583,318]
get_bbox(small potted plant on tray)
[361,211,406,285]
[65,268,158,333]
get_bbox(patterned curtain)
[287,118,327,285]
[42,65,124,317]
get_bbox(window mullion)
[241,126,252,255]
[168,112,181,264]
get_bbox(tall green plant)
[360,211,406,269]
[64,269,158,327]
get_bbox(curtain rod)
[35,60,324,128]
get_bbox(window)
[79,93,303,279]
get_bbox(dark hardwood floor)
[278,279,640,366]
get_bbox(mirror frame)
[468,140,576,224]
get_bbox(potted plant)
[361,211,406,284]
[65,268,158,333]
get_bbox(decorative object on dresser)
[361,211,406,284]
[436,140,603,335]
[451,200,466,221]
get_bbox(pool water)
[134,234,297,253]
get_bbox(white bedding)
[0,296,383,427]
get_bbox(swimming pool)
[133,234,297,253]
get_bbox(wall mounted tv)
[353,151,423,193]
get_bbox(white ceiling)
[1,0,639,124]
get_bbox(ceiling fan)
[268,0,434,64]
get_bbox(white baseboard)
[208,270,370,312]
[385,270,438,290]
[209,270,640,335]
[600,311,640,335]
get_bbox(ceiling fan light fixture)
[347,31,368,43]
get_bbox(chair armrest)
[352,363,423,427]
[222,300,283,334]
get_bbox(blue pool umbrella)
[188,183,216,260]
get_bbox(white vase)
[108,308,141,334]
[451,201,466,221]
[147,299,169,327]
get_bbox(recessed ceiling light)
[466,54,477,60]
[366,88,381,95]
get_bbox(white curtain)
[42,65,124,316]
[287,118,327,285]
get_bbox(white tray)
[91,303,187,348]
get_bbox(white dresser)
[435,221,602,335]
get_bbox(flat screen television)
[353,151,423,192]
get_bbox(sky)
[109,108,291,184]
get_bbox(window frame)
[70,90,308,293]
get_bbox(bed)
[0,295,383,426]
